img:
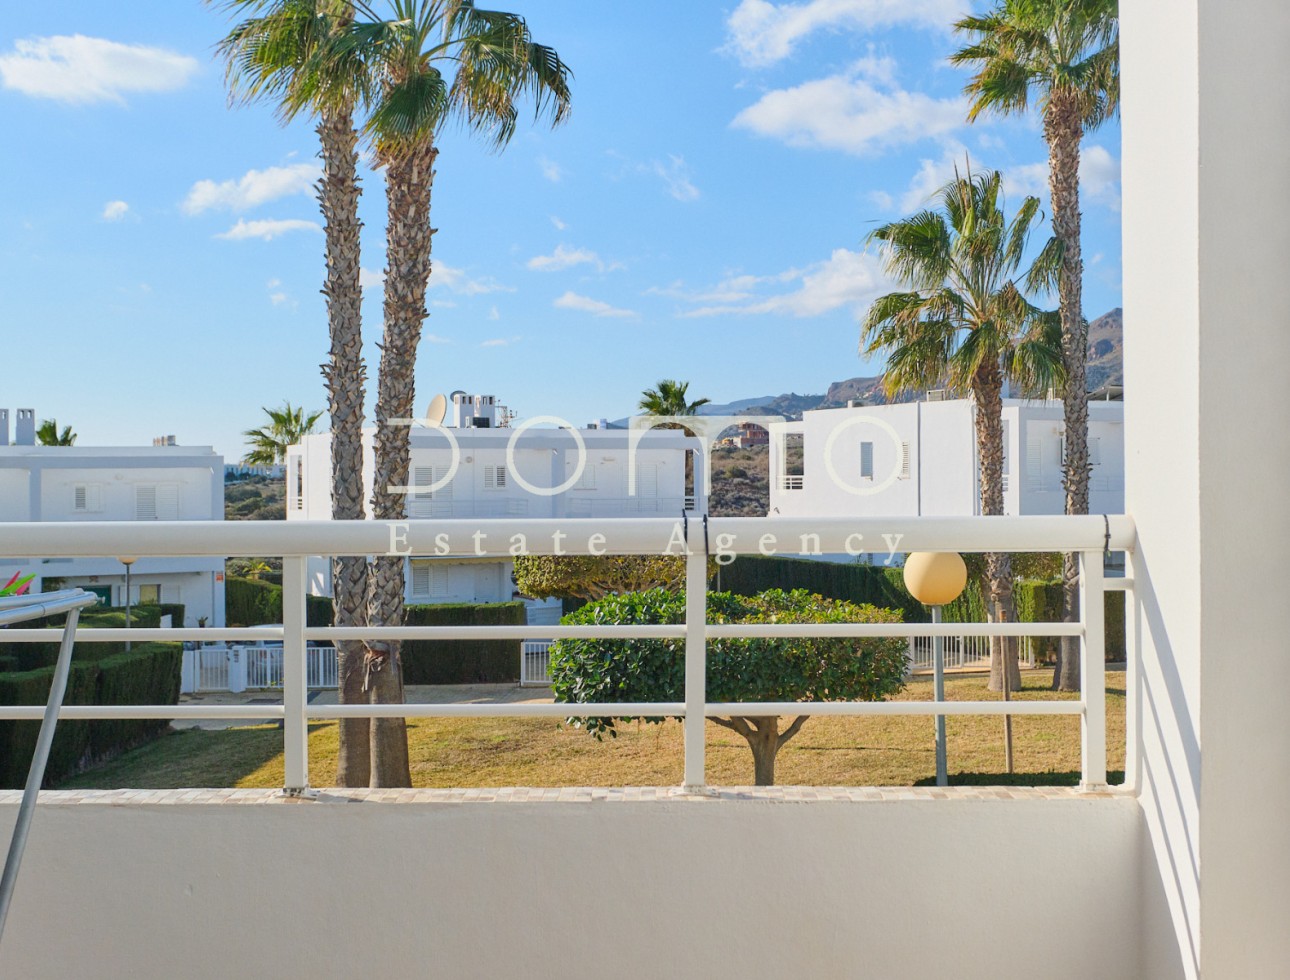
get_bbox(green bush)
[0,642,180,788]
[549,588,909,738]
[402,602,526,684]
[0,605,185,671]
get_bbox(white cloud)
[425,334,452,344]
[733,60,966,156]
[360,268,385,290]
[481,335,521,348]
[554,291,638,319]
[550,215,567,231]
[0,35,197,104]
[101,200,129,221]
[1001,145,1120,211]
[675,248,894,319]
[216,218,321,242]
[183,163,320,215]
[527,244,608,273]
[538,157,563,182]
[652,156,700,202]
[488,306,501,320]
[269,292,289,306]
[724,0,958,67]
[895,142,968,211]
[430,263,512,296]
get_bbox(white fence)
[907,636,1038,672]
[0,514,1134,793]
[183,645,338,693]
[521,640,554,686]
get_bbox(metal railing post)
[682,549,707,791]
[282,556,309,793]
[1124,552,1141,794]
[1079,550,1107,790]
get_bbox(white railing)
[242,646,338,690]
[520,640,554,687]
[906,635,1037,671]
[0,515,1135,794]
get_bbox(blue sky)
[0,1,1122,461]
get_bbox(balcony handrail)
[0,514,1133,794]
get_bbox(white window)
[1089,437,1103,466]
[73,484,102,513]
[635,464,658,497]
[136,485,178,521]
[409,466,453,518]
[483,464,507,490]
[860,442,874,480]
[899,442,911,480]
[410,561,449,599]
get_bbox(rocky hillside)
[1085,307,1123,390]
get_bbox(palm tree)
[950,0,1119,691]
[36,420,76,446]
[862,166,1062,692]
[638,380,711,419]
[242,403,324,465]
[316,0,571,785]
[215,0,376,784]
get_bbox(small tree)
[242,402,323,465]
[36,419,76,446]
[550,588,909,786]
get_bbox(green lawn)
[60,669,1125,790]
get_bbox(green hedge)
[1013,579,1125,662]
[402,602,526,684]
[0,642,181,788]
[718,556,928,622]
[225,576,331,627]
[0,605,185,671]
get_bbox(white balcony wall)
[1123,0,1290,975]
[0,793,1163,979]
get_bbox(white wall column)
[1123,2,1290,976]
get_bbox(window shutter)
[899,442,911,480]
[1026,438,1042,491]
[411,562,430,597]
[136,486,157,521]
[157,485,179,520]
[636,464,657,497]
[860,442,874,479]
[484,465,507,489]
[74,486,87,511]
[1089,437,1103,466]
[431,566,448,598]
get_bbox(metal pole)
[282,556,309,793]
[0,606,84,941]
[1080,550,1107,790]
[999,601,1014,775]
[932,604,947,786]
[682,549,707,792]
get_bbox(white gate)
[520,641,553,687]
[906,636,1037,672]
[196,647,230,692]
[237,646,338,690]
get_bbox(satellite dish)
[426,393,448,427]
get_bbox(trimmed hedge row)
[1014,579,1126,662]
[718,556,929,622]
[402,602,526,684]
[225,576,331,627]
[0,605,185,671]
[0,642,181,788]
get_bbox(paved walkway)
[175,684,553,731]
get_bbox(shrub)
[1013,579,1125,662]
[718,555,927,622]
[224,576,331,627]
[550,588,908,785]
[402,602,526,684]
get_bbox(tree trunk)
[715,715,809,787]
[317,107,371,787]
[364,140,437,788]
[1046,94,1089,693]
[973,365,1021,693]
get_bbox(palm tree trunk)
[1046,94,1089,693]
[365,140,438,787]
[317,106,371,787]
[973,365,1021,693]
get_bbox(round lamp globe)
[903,551,968,607]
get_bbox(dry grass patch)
[61,669,1124,790]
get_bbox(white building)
[0,408,225,626]
[288,392,702,622]
[769,396,1124,519]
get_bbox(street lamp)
[118,557,137,651]
[903,551,968,787]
